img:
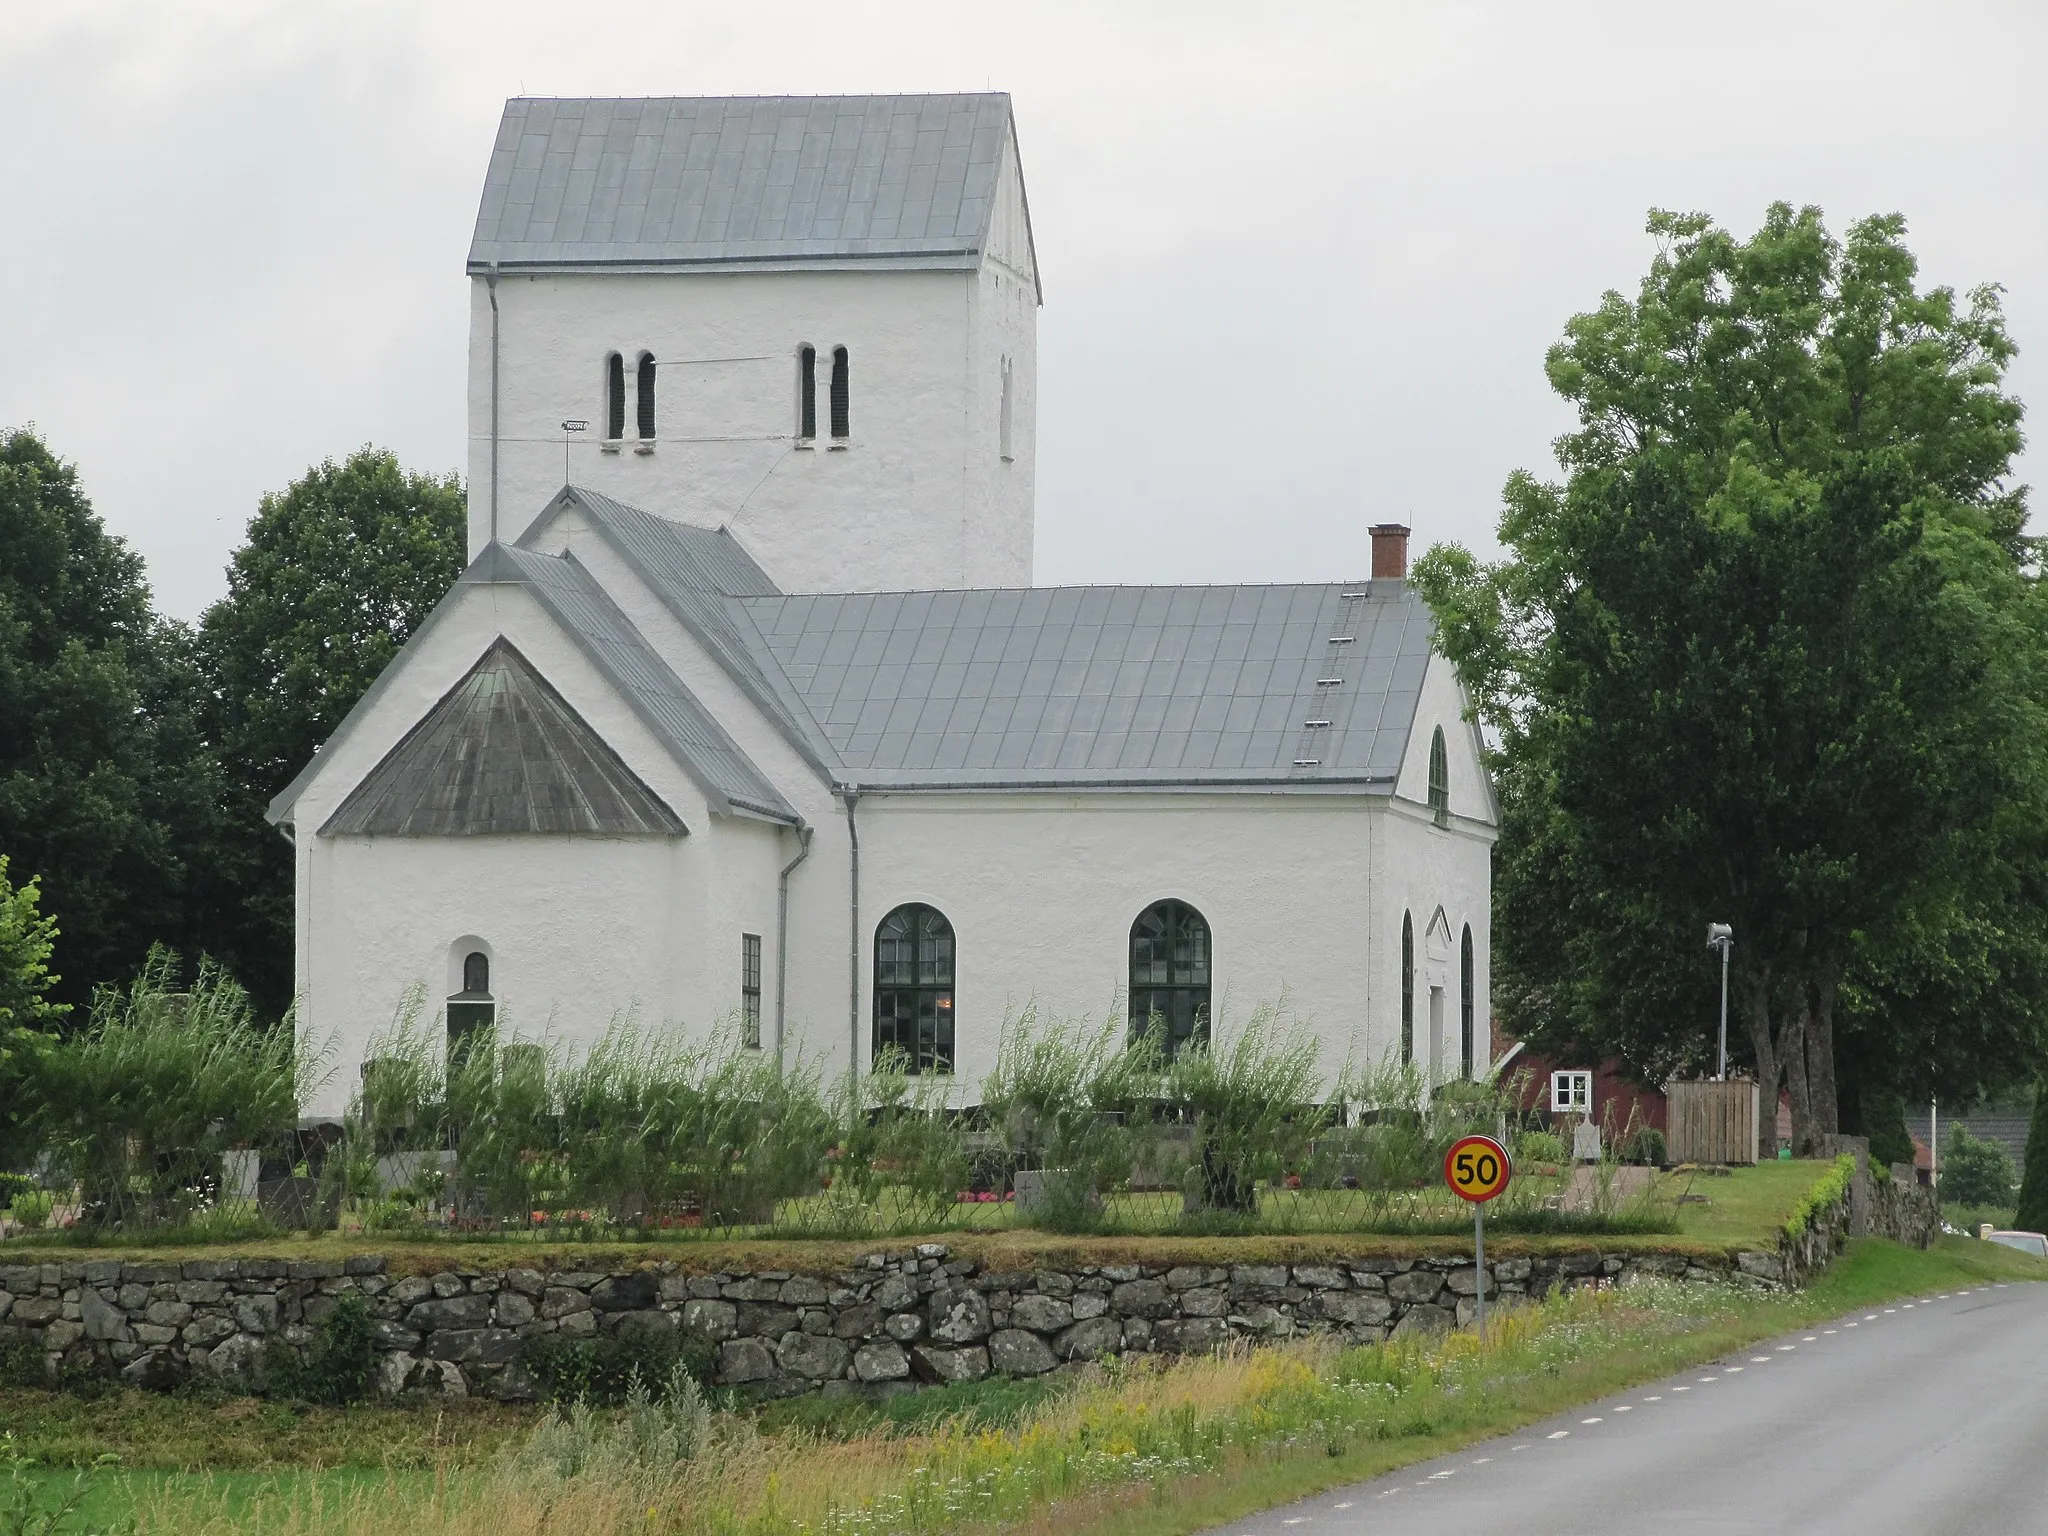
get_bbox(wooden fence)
[1665,1078,1760,1164]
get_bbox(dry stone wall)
[1,1243,1763,1401]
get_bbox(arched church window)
[1130,899,1210,1058]
[1460,925,1475,1079]
[448,949,494,1067]
[874,904,953,1074]
[830,346,850,439]
[636,352,657,439]
[1400,912,1414,1066]
[604,352,626,441]
[1428,726,1450,826]
[797,345,817,441]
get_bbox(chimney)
[1370,523,1411,581]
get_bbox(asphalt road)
[1205,1281,2048,1535]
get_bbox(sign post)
[1444,1133,1513,1345]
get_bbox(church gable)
[322,639,685,838]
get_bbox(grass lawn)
[7,1230,2041,1536]
[1,1158,1842,1276]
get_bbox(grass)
[7,1232,2040,1536]
[0,1160,1832,1274]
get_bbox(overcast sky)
[3,1,2042,622]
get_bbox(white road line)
[1803,1335,1818,1341]
[1823,1329,1837,1334]
[1699,1376,1719,1383]
[1549,1430,1571,1439]
[1582,1417,1603,1424]
[1751,1356,1771,1362]
[1333,1502,1352,1509]
[1512,1445,1531,1452]
[1644,1395,1662,1401]
[1725,1366,1744,1373]
[1777,1345,1796,1351]
[1615,1405,1633,1412]
[1674,1386,1690,1392]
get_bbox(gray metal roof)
[468,94,1020,276]
[322,640,685,838]
[474,544,798,822]
[734,582,1432,787]
[520,487,840,774]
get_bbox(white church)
[270,94,1497,1116]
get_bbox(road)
[1205,1281,2048,1535]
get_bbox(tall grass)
[127,1276,1750,1536]
[18,948,316,1233]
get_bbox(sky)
[3,0,2043,622]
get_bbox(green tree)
[196,449,465,1014]
[0,856,64,1030]
[2014,1091,2048,1234]
[0,428,225,1009]
[1940,1124,2016,1209]
[1415,206,2048,1155]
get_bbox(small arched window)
[874,904,954,1074]
[830,346,850,439]
[636,352,657,439]
[1400,912,1414,1066]
[449,949,494,1066]
[797,345,817,441]
[1460,925,1475,1080]
[604,352,626,441]
[1130,900,1211,1058]
[1428,726,1450,826]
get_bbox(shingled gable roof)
[467,94,1037,294]
[530,490,1436,792]
[266,538,798,831]
[322,639,684,837]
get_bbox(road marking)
[1866,1313,1879,1319]
[1333,1502,1352,1509]
[1283,1519,1306,1525]
[1751,1356,1771,1362]
[1472,1458,1491,1465]
[1512,1445,1531,1452]
[1615,1405,1633,1412]
[1803,1335,1818,1341]
[1582,1417,1603,1424]
[1674,1386,1690,1392]
[1699,1376,1718,1382]
[1777,1345,1796,1351]
[1644,1395,1662,1401]
[1884,1309,1897,1314]
[1823,1329,1837,1334]
[1549,1430,1571,1439]
[1725,1366,1744,1373]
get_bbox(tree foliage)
[0,429,227,1011]
[1415,206,2048,1154]
[196,448,465,1014]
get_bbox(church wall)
[826,791,1387,1099]
[288,582,732,1116]
[467,264,1035,592]
[1380,651,1495,1082]
[960,143,1039,587]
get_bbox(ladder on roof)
[1289,586,1370,776]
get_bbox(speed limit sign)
[1445,1134,1513,1202]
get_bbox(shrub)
[20,948,312,1232]
[271,1293,376,1405]
[1165,1005,1329,1215]
[1515,1129,1568,1166]
[1941,1126,2016,1209]
[6,1189,53,1229]
[522,1329,714,1407]
[1622,1127,1668,1166]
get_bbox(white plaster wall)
[466,262,1036,594]
[829,792,1390,1101]
[286,578,753,1115]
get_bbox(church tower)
[463,94,1040,593]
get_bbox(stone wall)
[2,1242,1763,1401]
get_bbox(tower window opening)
[830,346,850,439]
[797,345,817,442]
[604,352,625,441]
[636,352,656,439]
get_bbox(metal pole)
[1931,1096,1939,1193]
[1475,1202,1486,1346]
[1717,941,1730,1081]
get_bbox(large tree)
[196,448,465,1014]
[0,429,225,1009]
[1416,206,2048,1154]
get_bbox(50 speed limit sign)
[1444,1134,1512,1203]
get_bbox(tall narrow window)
[448,949,494,1067]
[1400,912,1414,1066]
[1130,900,1211,1058]
[874,904,954,1073]
[1428,726,1450,826]
[1460,924,1475,1079]
[830,345,850,439]
[741,933,763,1049]
[999,356,1014,461]
[797,345,817,441]
[636,352,657,439]
[604,353,626,441]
